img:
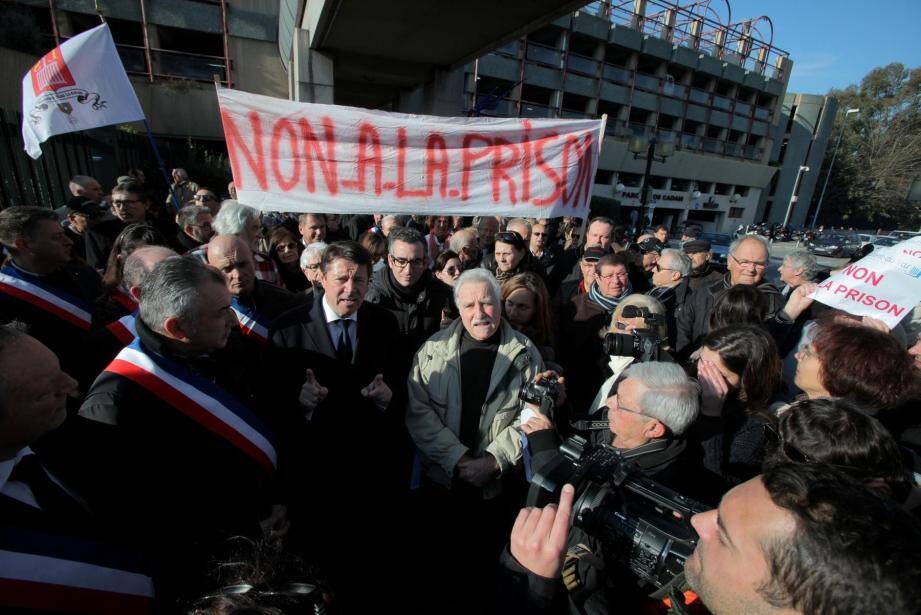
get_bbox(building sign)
[617,190,687,206]
[216,86,605,217]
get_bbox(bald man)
[207,235,306,345]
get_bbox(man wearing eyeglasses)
[174,205,214,253]
[365,227,451,371]
[676,235,784,356]
[84,180,149,270]
[647,248,693,348]
[192,189,220,215]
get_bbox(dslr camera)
[528,435,709,592]
[519,374,560,415]
[603,305,664,362]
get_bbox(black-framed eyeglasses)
[194,194,217,202]
[391,256,425,269]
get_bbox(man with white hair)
[647,248,693,348]
[677,235,784,355]
[166,168,199,208]
[408,268,548,495]
[299,241,327,295]
[208,200,279,285]
[778,249,818,296]
[449,226,481,270]
[406,267,550,608]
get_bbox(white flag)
[21,23,145,159]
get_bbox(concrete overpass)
[282,0,590,111]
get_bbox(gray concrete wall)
[758,93,837,227]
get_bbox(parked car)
[806,234,860,258]
[872,235,900,247]
[857,234,877,248]
[891,230,920,241]
[699,232,732,264]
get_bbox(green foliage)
[818,63,921,229]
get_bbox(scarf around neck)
[589,280,632,314]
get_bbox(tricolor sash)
[0,526,154,614]
[104,340,277,474]
[110,288,136,313]
[105,313,137,345]
[0,266,92,330]
[231,298,270,345]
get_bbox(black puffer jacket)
[676,273,785,356]
[365,266,452,368]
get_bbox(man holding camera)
[507,362,704,612]
[406,267,552,610]
[504,463,921,615]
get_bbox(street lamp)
[782,165,810,228]
[629,133,675,237]
[811,107,859,228]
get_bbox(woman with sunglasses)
[694,324,783,486]
[267,227,309,293]
[483,230,545,282]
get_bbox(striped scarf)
[588,280,632,314]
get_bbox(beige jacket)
[406,319,545,497]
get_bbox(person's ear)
[13,237,29,253]
[163,316,190,341]
[646,420,666,440]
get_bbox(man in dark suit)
[270,241,406,610]
[0,207,102,380]
[66,257,285,604]
[0,325,156,611]
[84,180,149,269]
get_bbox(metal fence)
[0,107,152,210]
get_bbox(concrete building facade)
[755,92,838,228]
[463,1,796,233]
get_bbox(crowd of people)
[0,168,920,614]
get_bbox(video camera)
[528,435,709,590]
[602,305,664,362]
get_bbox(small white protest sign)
[810,236,921,328]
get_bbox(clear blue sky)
[716,0,921,94]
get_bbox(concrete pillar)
[290,28,334,104]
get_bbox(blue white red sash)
[104,340,277,474]
[110,288,136,313]
[231,298,270,345]
[105,313,137,345]
[0,526,154,614]
[0,266,92,330]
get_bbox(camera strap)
[562,542,605,594]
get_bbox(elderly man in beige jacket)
[406,267,553,610]
[407,268,549,497]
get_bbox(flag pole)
[91,1,179,212]
[144,120,182,212]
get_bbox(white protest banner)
[216,86,605,218]
[810,236,921,328]
[21,23,145,159]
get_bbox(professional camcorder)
[602,305,664,362]
[528,435,709,591]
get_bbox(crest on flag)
[30,48,76,95]
[21,23,144,159]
